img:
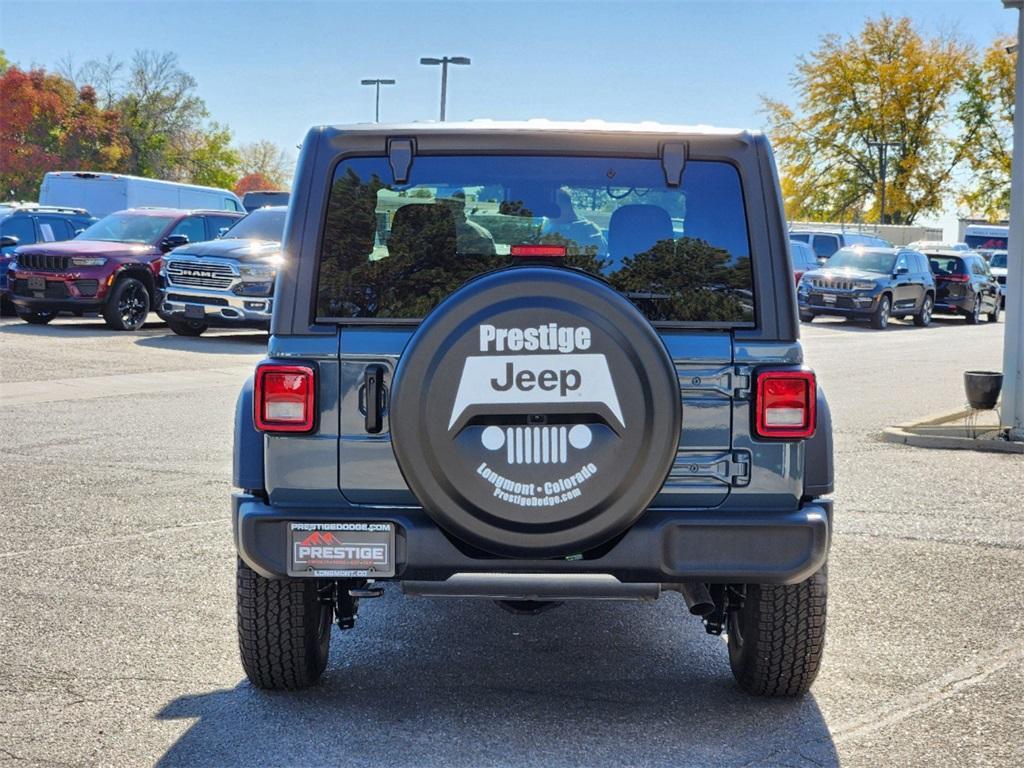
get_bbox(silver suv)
[232,122,834,695]
[158,206,286,336]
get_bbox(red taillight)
[794,271,804,285]
[510,244,566,258]
[755,370,816,439]
[254,364,315,433]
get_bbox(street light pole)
[866,140,903,227]
[1001,0,1023,440]
[360,78,396,123]
[420,56,471,121]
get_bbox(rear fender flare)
[233,376,265,493]
[803,385,833,498]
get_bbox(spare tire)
[390,266,681,557]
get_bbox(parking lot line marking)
[0,365,254,406]
[830,641,1024,744]
[747,641,1024,765]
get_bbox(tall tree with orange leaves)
[0,66,128,200]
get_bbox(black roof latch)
[661,142,686,187]
[388,138,415,184]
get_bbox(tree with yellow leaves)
[763,15,972,225]
[958,36,1015,221]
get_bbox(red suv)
[8,208,244,330]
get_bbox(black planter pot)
[964,371,1003,410]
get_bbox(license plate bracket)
[287,522,396,578]
[28,276,45,291]
[185,304,205,319]
[822,294,837,305]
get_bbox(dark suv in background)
[8,208,243,329]
[242,190,290,212]
[922,249,1001,324]
[1,204,96,313]
[798,246,934,329]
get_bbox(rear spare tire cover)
[390,266,681,557]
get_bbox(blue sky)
[0,0,1017,235]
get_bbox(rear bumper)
[934,297,971,313]
[233,493,832,586]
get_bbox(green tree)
[763,15,972,225]
[958,36,1015,221]
[237,140,293,189]
[172,122,240,189]
[69,49,241,188]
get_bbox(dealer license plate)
[822,294,836,305]
[28,276,45,292]
[287,521,396,578]
[185,304,205,319]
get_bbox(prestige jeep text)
[233,122,834,695]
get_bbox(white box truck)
[39,172,245,218]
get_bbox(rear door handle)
[363,364,385,434]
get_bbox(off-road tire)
[727,566,827,696]
[102,277,150,331]
[17,310,56,325]
[987,300,1000,323]
[798,310,815,323]
[236,558,332,690]
[870,295,891,330]
[913,294,933,327]
[168,319,208,337]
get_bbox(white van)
[39,172,244,218]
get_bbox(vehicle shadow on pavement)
[805,317,964,333]
[154,591,837,768]
[0,317,169,337]
[134,332,269,354]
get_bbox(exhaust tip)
[672,582,716,617]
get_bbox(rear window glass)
[316,155,753,324]
[927,256,965,275]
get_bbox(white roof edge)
[324,119,757,138]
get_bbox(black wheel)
[987,298,1000,323]
[168,319,208,337]
[16,310,57,325]
[103,277,150,331]
[913,294,933,327]
[727,566,828,696]
[966,295,982,325]
[870,295,891,330]
[798,310,815,323]
[236,559,332,690]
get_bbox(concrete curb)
[882,408,1024,454]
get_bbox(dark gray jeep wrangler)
[233,121,833,695]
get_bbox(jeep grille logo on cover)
[448,323,624,431]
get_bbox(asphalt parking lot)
[0,313,1020,768]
